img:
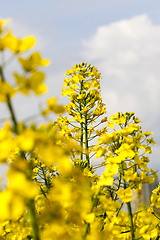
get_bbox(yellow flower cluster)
[0,18,160,240]
[62,63,105,119]
[59,63,107,166]
[0,18,49,99]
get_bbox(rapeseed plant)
[0,17,160,240]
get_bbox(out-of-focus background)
[0,0,160,180]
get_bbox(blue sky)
[0,0,160,178]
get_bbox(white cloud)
[81,14,160,174]
[82,14,160,123]
[82,14,160,62]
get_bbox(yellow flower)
[123,171,139,182]
[19,52,50,72]
[46,172,50,179]
[7,168,38,198]
[0,189,25,220]
[144,130,153,137]
[115,143,135,160]
[6,31,35,53]
[117,188,134,203]
[107,121,114,129]
[140,171,154,184]
[0,18,11,33]
[17,129,36,151]
[96,148,104,158]
[0,79,16,102]
[101,117,108,123]
[98,176,114,186]
[0,123,16,162]
[103,163,119,177]
[145,146,152,154]
[84,213,95,223]
[0,31,13,51]
[46,97,65,114]
[146,138,156,145]
[14,71,47,95]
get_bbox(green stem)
[6,95,18,133]
[84,112,89,166]
[127,202,134,239]
[28,199,40,240]
[114,172,122,202]
[0,66,40,240]
[0,66,18,134]
[83,223,90,240]
[116,202,124,217]
[121,162,134,240]
[42,167,49,190]
[83,192,100,239]
[155,236,160,240]
[152,212,160,220]
[80,81,83,161]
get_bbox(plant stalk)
[0,66,18,134]
[28,199,41,240]
[0,66,40,240]
[121,162,134,240]
[80,80,83,160]
[84,112,89,165]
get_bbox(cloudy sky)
[1,0,160,178]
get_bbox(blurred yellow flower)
[6,31,35,53]
[14,71,47,95]
[19,52,50,72]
